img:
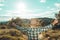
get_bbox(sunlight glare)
[15,2,26,11]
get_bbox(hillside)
[0,17,60,40]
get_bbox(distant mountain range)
[0,16,53,24]
[0,16,54,21]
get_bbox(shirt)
[15,24,53,40]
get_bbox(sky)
[0,0,60,21]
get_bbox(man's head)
[30,18,42,27]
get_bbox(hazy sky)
[0,0,60,21]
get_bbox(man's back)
[27,28,41,40]
[15,24,53,40]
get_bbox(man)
[12,18,58,40]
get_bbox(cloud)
[0,0,5,2]
[0,8,2,10]
[50,8,55,11]
[5,10,38,19]
[1,7,60,19]
[47,7,50,8]
[4,9,58,19]
[0,4,4,6]
[40,0,46,3]
[55,3,60,8]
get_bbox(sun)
[15,2,26,11]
